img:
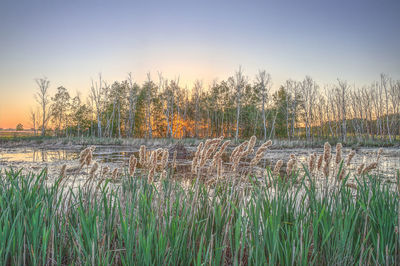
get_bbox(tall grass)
[0,167,399,265]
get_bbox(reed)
[0,162,397,265]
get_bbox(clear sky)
[0,0,399,129]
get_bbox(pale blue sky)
[0,0,399,127]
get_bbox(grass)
[0,166,399,265]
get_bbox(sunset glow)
[1,0,400,129]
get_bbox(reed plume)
[60,164,67,179]
[191,142,203,174]
[148,168,155,183]
[102,166,110,176]
[335,143,342,164]
[85,149,93,166]
[286,156,296,177]
[89,162,99,179]
[357,163,365,175]
[79,147,91,165]
[323,142,331,163]
[250,139,272,167]
[129,155,137,176]
[323,161,329,178]
[346,150,356,166]
[139,145,146,165]
[362,162,377,174]
[273,160,283,176]
[377,148,383,163]
[111,168,119,180]
[216,158,223,178]
[243,135,257,156]
[308,153,316,172]
[317,154,323,171]
[338,167,346,180]
[172,150,177,169]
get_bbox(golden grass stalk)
[111,168,119,180]
[79,147,91,165]
[129,155,137,176]
[317,154,323,171]
[323,161,330,178]
[243,135,257,156]
[102,166,110,176]
[89,162,99,179]
[230,141,248,162]
[362,162,377,174]
[148,168,155,183]
[172,150,177,169]
[85,149,93,166]
[377,148,383,163]
[346,150,356,166]
[273,159,283,176]
[216,158,223,178]
[139,145,146,165]
[60,164,67,179]
[338,167,346,180]
[191,142,204,174]
[357,163,365,175]
[286,156,296,177]
[250,140,272,167]
[335,143,342,164]
[308,154,315,172]
[323,142,331,163]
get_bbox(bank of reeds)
[0,163,399,265]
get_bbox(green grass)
[0,167,399,265]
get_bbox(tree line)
[31,68,400,143]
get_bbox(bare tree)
[35,78,50,136]
[229,66,247,142]
[127,73,138,138]
[255,70,271,140]
[91,74,104,137]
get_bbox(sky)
[0,0,399,129]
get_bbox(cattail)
[243,135,257,156]
[111,168,119,180]
[89,162,99,178]
[191,142,203,173]
[323,142,331,163]
[273,160,283,176]
[60,164,67,179]
[161,149,169,169]
[85,149,93,166]
[79,147,91,165]
[377,148,383,163]
[308,154,316,172]
[362,162,377,174]
[338,167,346,180]
[346,150,356,166]
[102,166,110,176]
[286,158,296,177]
[317,154,323,171]
[148,168,155,183]
[160,170,167,180]
[335,143,342,164]
[357,163,365,175]
[230,141,248,162]
[251,140,272,166]
[129,155,137,176]
[323,161,329,178]
[172,150,177,169]
[139,145,146,165]
[216,158,223,177]
[346,183,357,189]
[214,140,231,158]
[250,152,264,167]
